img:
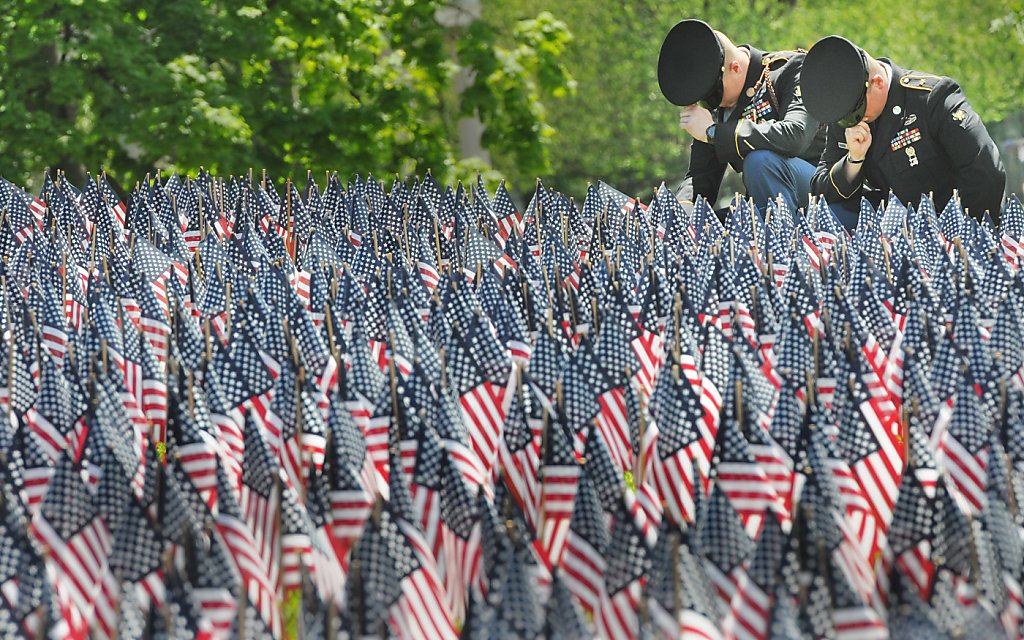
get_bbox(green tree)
[0,0,573,190]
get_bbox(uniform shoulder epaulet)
[899,73,943,92]
[763,49,805,67]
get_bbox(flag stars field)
[0,169,1020,639]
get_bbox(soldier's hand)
[679,105,714,142]
[844,122,871,162]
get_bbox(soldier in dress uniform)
[658,19,825,218]
[802,35,1006,229]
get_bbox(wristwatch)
[705,124,717,144]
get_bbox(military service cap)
[802,35,870,127]
[657,19,725,107]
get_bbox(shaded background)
[2,0,1023,205]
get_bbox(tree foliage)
[0,0,573,190]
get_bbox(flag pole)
[225,279,233,343]
[635,374,647,486]
[403,205,412,263]
[287,178,296,261]
[296,361,307,501]
[537,406,550,537]
[198,184,206,241]
[432,215,444,272]
[4,277,13,417]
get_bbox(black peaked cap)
[657,19,724,106]
[802,35,871,123]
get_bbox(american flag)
[645,520,724,640]
[935,373,993,516]
[561,468,610,618]
[0,168,1022,639]
[323,391,374,563]
[447,317,513,482]
[497,376,543,529]
[490,180,523,249]
[348,483,458,639]
[887,451,939,602]
[648,358,711,526]
[593,495,654,640]
[721,513,789,640]
[238,417,283,623]
[213,465,282,638]
[714,416,784,540]
[32,454,114,634]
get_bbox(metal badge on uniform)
[890,127,922,151]
[952,109,968,128]
[838,142,848,150]
[906,146,919,167]
[902,113,917,126]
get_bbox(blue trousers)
[827,201,860,232]
[741,150,816,220]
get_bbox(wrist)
[847,152,865,164]
[705,124,716,145]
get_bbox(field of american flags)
[0,168,1020,639]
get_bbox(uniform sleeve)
[682,139,727,204]
[930,80,1006,220]
[712,59,821,166]
[810,124,863,204]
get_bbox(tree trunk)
[436,0,491,165]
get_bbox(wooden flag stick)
[735,378,744,430]
[225,280,233,343]
[286,178,295,260]
[432,215,444,271]
[61,252,68,319]
[438,348,448,392]
[203,318,213,369]
[403,206,412,263]
[520,274,535,335]
[635,379,648,486]
[324,303,339,362]
[4,278,13,417]
[295,361,307,502]
[198,187,207,241]
[537,407,550,535]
